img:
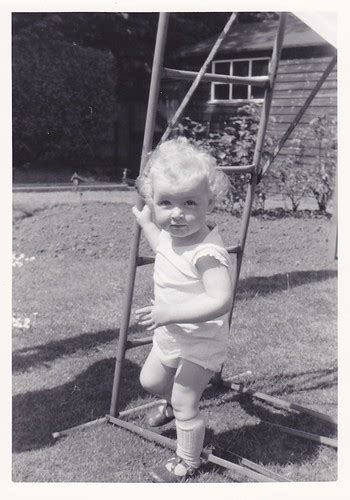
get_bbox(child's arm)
[132,204,160,253]
[136,255,232,330]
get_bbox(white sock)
[175,415,205,468]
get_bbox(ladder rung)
[126,336,153,349]
[138,245,241,266]
[226,244,242,254]
[218,164,255,174]
[137,255,155,266]
[162,68,270,88]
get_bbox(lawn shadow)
[266,367,338,397]
[13,355,145,453]
[195,366,337,479]
[202,366,337,410]
[12,324,142,373]
[205,393,337,477]
[237,269,337,299]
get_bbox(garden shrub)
[272,133,310,212]
[172,106,336,214]
[12,16,118,171]
[271,116,337,213]
[308,115,337,212]
[172,103,275,213]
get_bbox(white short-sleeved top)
[152,225,232,372]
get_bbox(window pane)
[214,84,230,99]
[252,59,269,76]
[232,60,249,76]
[250,86,265,99]
[213,61,230,75]
[232,85,248,99]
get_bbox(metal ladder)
[108,11,287,418]
[53,13,338,479]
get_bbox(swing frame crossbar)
[162,67,270,87]
[53,12,337,481]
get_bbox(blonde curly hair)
[136,138,229,205]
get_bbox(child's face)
[151,173,213,242]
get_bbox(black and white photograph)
[4,0,349,494]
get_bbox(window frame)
[210,57,270,103]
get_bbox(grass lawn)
[12,190,337,483]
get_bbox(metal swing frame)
[53,12,338,481]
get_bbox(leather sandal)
[148,456,199,483]
[147,403,174,427]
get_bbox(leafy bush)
[172,105,337,214]
[12,17,118,170]
[172,103,275,212]
[272,134,310,212]
[308,115,337,212]
[270,116,337,213]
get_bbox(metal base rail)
[106,415,277,482]
[53,376,337,450]
[225,381,337,426]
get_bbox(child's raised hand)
[132,204,153,227]
[135,301,171,331]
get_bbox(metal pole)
[160,13,238,143]
[109,13,170,417]
[229,13,287,322]
[225,380,337,425]
[264,421,337,448]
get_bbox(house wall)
[121,47,337,181]
[267,55,337,169]
[163,49,337,174]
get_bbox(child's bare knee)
[140,368,162,395]
[139,369,152,392]
[171,393,198,421]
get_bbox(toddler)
[132,138,233,482]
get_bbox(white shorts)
[153,325,227,373]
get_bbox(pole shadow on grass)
[265,367,338,397]
[12,324,142,373]
[236,269,337,299]
[12,355,145,453]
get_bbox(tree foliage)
[12,12,232,100]
[171,103,275,212]
[12,12,233,170]
[12,14,118,169]
[237,12,279,23]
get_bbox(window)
[211,58,270,102]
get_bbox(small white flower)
[12,253,35,267]
[12,316,31,329]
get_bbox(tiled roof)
[176,13,331,58]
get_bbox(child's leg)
[171,359,213,469]
[140,347,177,401]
